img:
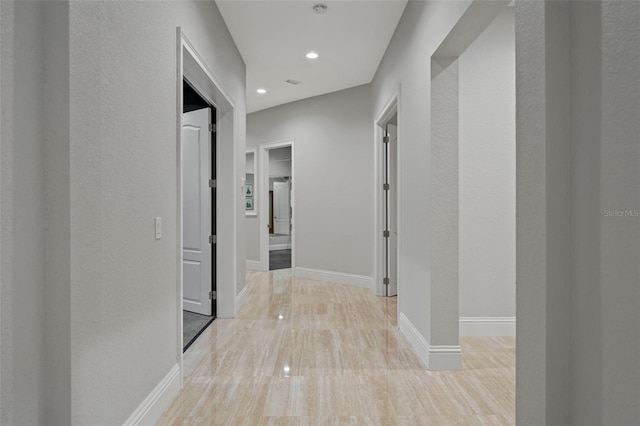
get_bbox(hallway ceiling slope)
[216,0,407,113]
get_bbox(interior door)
[388,124,398,296]
[182,108,212,315]
[382,123,398,297]
[273,181,290,234]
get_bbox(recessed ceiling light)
[256,88,266,94]
[306,52,319,60]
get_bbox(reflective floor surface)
[159,269,515,425]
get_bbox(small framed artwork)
[245,183,253,197]
[245,197,254,211]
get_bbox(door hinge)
[383,136,390,144]
[209,179,217,188]
[209,235,217,244]
[383,277,390,285]
[383,230,390,238]
[209,290,217,300]
[383,183,390,191]
[209,123,216,132]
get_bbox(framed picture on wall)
[245,183,253,197]
[245,197,254,210]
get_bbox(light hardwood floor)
[159,270,515,425]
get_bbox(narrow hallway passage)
[159,270,515,424]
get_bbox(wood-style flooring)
[159,269,515,425]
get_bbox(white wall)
[246,85,372,278]
[2,1,246,424]
[245,151,255,176]
[458,8,515,321]
[269,147,292,177]
[516,1,640,424]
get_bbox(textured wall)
[430,56,460,346]
[574,1,640,424]
[516,1,640,424]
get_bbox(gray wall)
[1,0,246,424]
[67,2,245,423]
[0,2,47,424]
[246,85,372,277]
[516,1,640,424]
[458,8,515,319]
[269,147,292,177]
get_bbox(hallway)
[159,270,515,424]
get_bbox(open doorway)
[181,79,216,351]
[177,30,239,382]
[258,141,295,272]
[457,6,516,337]
[426,0,514,370]
[268,147,292,270]
[381,117,398,297]
[375,95,400,299]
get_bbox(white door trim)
[373,87,402,302]
[258,139,295,272]
[177,27,238,386]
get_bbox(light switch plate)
[155,217,162,240]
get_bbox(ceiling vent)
[312,3,328,14]
[285,79,302,85]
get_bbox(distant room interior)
[268,146,292,270]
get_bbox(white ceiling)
[216,1,408,113]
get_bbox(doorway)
[259,141,295,272]
[375,95,400,299]
[181,79,216,351]
[178,30,239,384]
[268,147,292,270]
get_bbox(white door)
[388,125,398,296]
[182,108,212,315]
[273,181,290,235]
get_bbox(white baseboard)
[235,285,248,313]
[294,267,372,289]
[459,317,516,336]
[269,244,292,251]
[245,260,263,271]
[398,312,462,371]
[123,363,181,426]
[398,312,430,366]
